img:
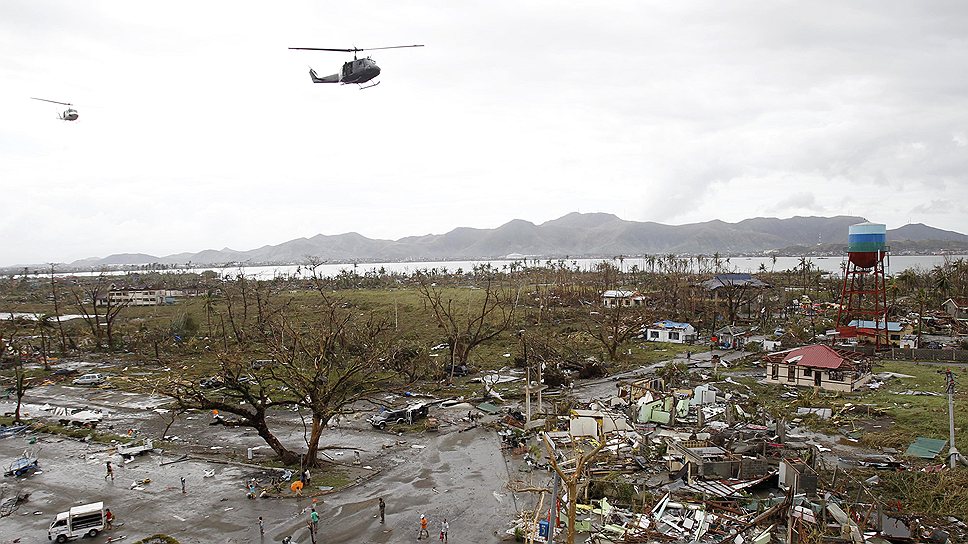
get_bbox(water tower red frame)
[835,248,889,348]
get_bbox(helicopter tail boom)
[309,68,340,84]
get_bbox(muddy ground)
[1,379,521,544]
[0,349,879,544]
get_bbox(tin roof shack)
[847,319,913,346]
[763,344,873,392]
[666,439,740,482]
[713,325,752,350]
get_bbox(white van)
[48,502,106,542]
[72,373,106,386]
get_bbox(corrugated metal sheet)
[904,437,947,459]
[848,319,903,332]
[781,345,846,369]
[651,320,692,330]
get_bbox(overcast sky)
[2,1,967,265]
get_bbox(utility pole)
[548,471,559,544]
[526,364,532,424]
[521,329,531,423]
[946,369,962,468]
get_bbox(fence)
[839,344,968,362]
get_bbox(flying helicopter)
[31,97,79,121]
[288,44,424,89]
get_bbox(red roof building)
[763,344,873,392]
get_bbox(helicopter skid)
[358,80,381,90]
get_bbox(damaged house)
[643,320,697,344]
[763,344,873,392]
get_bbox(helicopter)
[288,44,424,89]
[31,97,79,121]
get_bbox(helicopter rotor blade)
[31,97,73,106]
[289,47,359,52]
[354,44,424,52]
[289,45,424,53]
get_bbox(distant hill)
[57,214,968,268]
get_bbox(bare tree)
[69,273,128,351]
[418,274,519,381]
[165,273,403,467]
[543,432,607,544]
[585,301,651,361]
[262,302,401,467]
[48,264,69,354]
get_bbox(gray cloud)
[1,1,967,264]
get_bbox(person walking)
[439,519,449,543]
[180,476,187,494]
[259,516,265,536]
[104,461,114,481]
[379,497,386,523]
[310,507,319,534]
[307,520,317,544]
[418,515,430,540]
[105,509,114,530]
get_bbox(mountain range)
[64,213,968,268]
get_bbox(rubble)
[498,368,965,544]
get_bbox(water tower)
[835,222,889,347]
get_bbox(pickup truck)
[368,402,429,430]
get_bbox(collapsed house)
[501,359,963,544]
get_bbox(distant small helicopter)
[288,44,424,89]
[31,97,79,121]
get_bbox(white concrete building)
[601,290,646,308]
[644,321,697,343]
[103,289,181,307]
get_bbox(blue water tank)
[847,222,887,267]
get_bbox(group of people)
[418,513,449,542]
[105,460,186,495]
[254,493,453,541]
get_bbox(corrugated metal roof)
[650,320,692,330]
[780,345,846,369]
[848,320,903,332]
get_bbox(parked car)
[199,376,224,389]
[368,403,429,430]
[72,373,105,386]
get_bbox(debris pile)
[498,373,965,543]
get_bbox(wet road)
[0,385,520,544]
